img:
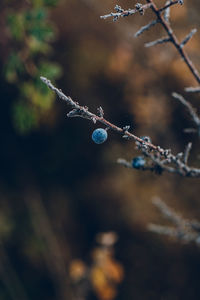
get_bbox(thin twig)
[185,87,200,93]
[117,158,132,168]
[180,29,197,48]
[135,19,158,37]
[183,142,192,164]
[163,0,171,23]
[158,0,183,13]
[100,3,151,21]
[152,197,182,225]
[145,36,171,48]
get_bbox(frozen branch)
[118,130,200,176]
[100,3,152,22]
[40,77,162,151]
[41,76,200,178]
[117,140,200,178]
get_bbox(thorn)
[164,1,171,23]
[183,142,192,164]
[135,19,158,37]
[122,125,130,132]
[97,106,104,118]
[67,109,80,117]
[180,28,197,48]
[145,37,171,47]
[185,86,200,93]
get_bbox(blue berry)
[92,128,108,144]
[132,156,146,169]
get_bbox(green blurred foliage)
[4,0,62,134]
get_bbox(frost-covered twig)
[40,77,200,178]
[117,148,200,177]
[40,77,160,151]
[148,198,200,245]
[100,3,151,22]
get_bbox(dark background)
[1,0,200,299]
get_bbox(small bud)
[140,136,152,143]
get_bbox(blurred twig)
[0,244,29,300]
[172,93,200,129]
[24,188,75,300]
[148,197,200,245]
[172,92,200,136]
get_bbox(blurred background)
[1,0,200,299]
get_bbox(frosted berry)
[92,128,108,144]
[132,156,146,169]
